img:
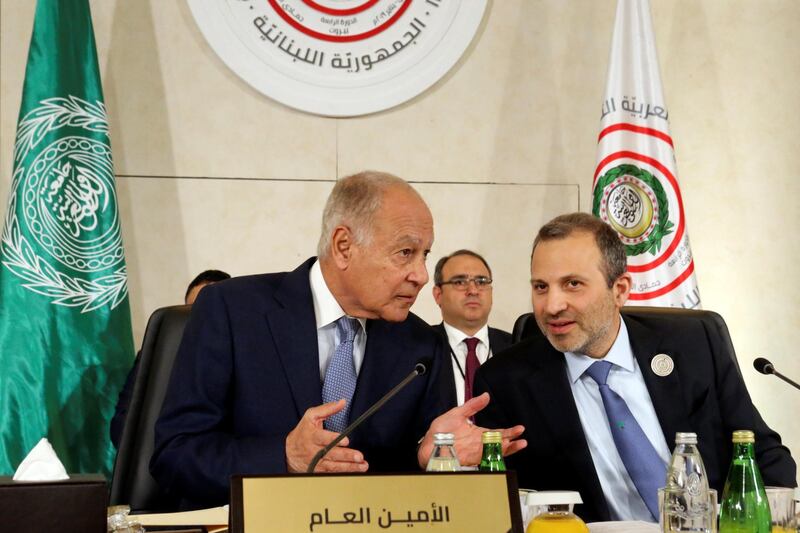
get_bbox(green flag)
[0,0,133,476]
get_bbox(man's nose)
[409,257,429,286]
[540,290,567,316]
[465,279,480,295]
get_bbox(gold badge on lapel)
[651,353,674,377]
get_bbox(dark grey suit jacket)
[474,313,796,523]
[151,258,449,508]
[432,322,512,408]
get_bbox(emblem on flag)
[1,96,127,312]
[593,0,700,308]
[0,0,134,478]
[593,163,673,256]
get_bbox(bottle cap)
[732,430,755,443]
[482,431,502,444]
[675,432,698,444]
[432,432,455,445]
[525,490,583,506]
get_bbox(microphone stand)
[307,363,426,473]
[770,370,800,391]
[755,358,800,391]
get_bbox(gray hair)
[317,171,413,257]
[532,212,627,288]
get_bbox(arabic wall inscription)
[188,0,488,116]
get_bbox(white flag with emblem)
[592,0,700,309]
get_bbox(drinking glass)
[765,486,796,532]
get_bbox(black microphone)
[306,357,432,473]
[753,357,800,391]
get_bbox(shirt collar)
[442,321,489,348]
[309,259,367,332]
[564,316,633,383]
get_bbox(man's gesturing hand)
[286,399,369,473]
[417,393,526,468]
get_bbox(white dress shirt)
[309,260,367,381]
[564,318,671,521]
[442,322,491,406]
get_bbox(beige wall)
[2,1,798,483]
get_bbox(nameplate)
[230,471,523,532]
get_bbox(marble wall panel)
[337,1,612,184]
[0,1,337,185]
[117,176,333,344]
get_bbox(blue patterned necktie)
[322,316,359,433]
[584,360,666,520]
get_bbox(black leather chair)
[109,304,192,512]
[511,306,741,373]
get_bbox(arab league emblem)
[1,96,128,312]
[650,353,674,377]
[592,163,674,257]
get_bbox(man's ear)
[613,272,632,307]
[432,284,442,306]
[329,226,354,270]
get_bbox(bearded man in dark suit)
[475,212,795,523]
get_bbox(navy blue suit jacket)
[151,258,448,508]
[474,313,796,523]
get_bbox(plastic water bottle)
[662,432,712,532]
[426,432,461,472]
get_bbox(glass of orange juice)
[525,491,588,533]
[765,487,796,532]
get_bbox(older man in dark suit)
[431,250,511,408]
[151,171,525,508]
[475,212,795,523]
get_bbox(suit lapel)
[268,258,322,418]
[488,327,511,353]
[434,323,458,407]
[527,344,610,520]
[349,320,406,419]
[625,315,686,450]
[488,328,500,352]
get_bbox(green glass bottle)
[719,430,771,533]
[479,431,506,472]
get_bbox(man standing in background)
[431,250,511,407]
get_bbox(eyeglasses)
[438,276,493,291]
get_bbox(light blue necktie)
[584,360,666,520]
[322,317,359,433]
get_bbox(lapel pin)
[651,353,674,377]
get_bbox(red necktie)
[464,337,480,402]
